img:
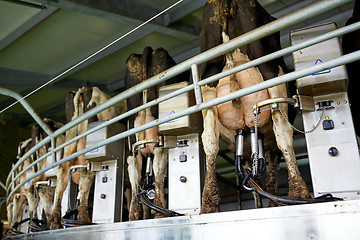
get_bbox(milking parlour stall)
[0,0,360,239]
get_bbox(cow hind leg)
[77,169,95,223]
[200,86,221,214]
[50,162,70,229]
[152,148,168,218]
[128,154,143,220]
[268,72,310,200]
[38,187,55,228]
[13,195,27,230]
[7,203,13,229]
[271,103,309,199]
[26,187,37,221]
[200,107,220,214]
[265,149,280,207]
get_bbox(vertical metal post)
[191,64,203,105]
[51,137,56,163]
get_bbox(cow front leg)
[77,168,94,223]
[127,153,143,220]
[152,148,168,218]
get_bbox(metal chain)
[252,103,324,176]
[69,165,96,177]
[77,170,96,178]
[278,104,325,134]
[252,107,272,177]
[252,110,260,176]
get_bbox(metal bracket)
[69,164,88,174]
[35,179,56,188]
[132,138,160,152]
[253,97,296,114]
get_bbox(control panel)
[168,133,204,215]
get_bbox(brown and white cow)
[199,0,310,213]
[50,86,126,229]
[6,119,64,232]
[27,119,64,229]
[125,46,189,220]
[7,139,33,233]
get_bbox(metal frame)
[5,199,360,239]
[4,0,359,207]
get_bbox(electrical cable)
[0,0,184,115]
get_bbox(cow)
[342,0,360,139]
[199,0,310,213]
[6,119,65,233]
[6,139,33,234]
[50,86,127,229]
[27,119,64,230]
[125,46,189,220]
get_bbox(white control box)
[168,133,204,215]
[291,23,360,200]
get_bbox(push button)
[323,119,334,130]
[328,147,338,157]
[102,177,108,183]
[179,154,187,162]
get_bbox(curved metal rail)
[5,0,359,205]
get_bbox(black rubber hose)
[61,208,94,227]
[136,191,183,217]
[235,163,342,205]
[7,217,31,235]
[29,218,48,232]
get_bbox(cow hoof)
[50,222,62,230]
[129,211,141,221]
[77,206,91,223]
[288,178,310,200]
[154,212,165,219]
[201,171,221,214]
[50,210,62,230]
[268,200,278,207]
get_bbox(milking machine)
[236,22,360,204]
[135,81,205,216]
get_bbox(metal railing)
[4,0,359,205]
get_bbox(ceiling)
[0,0,355,124]
[0,0,356,211]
